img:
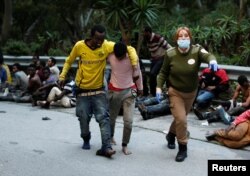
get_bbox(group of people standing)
[57,24,221,162]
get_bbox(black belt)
[77,87,104,93]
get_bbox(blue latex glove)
[156,93,161,103]
[209,60,218,72]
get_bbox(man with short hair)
[13,64,42,103]
[194,65,229,110]
[143,26,171,96]
[47,57,60,80]
[11,63,29,92]
[107,42,143,155]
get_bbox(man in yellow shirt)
[59,24,138,158]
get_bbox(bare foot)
[122,146,132,155]
[111,138,116,145]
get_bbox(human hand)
[206,86,215,91]
[133,76,139,82]
[137,90,143,97]
[58,79,65,88]
[201,82,206,89]
[236,102,242,107]
[53,95,61,101]
[209,60,218,72]
[156,87,162,103]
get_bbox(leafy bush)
[3,39,30,55]
[48,48,66,56]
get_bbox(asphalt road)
[0,102,249,176]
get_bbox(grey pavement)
[0,101,249,176]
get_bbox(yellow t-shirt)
[2,64,12,83]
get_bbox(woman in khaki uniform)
[156,27,218,162]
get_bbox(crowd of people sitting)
[0,52,73,109]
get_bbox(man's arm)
[231,85,241,101]
[133,62,143,95]
[127,46,138,67]
[59,42,80,81]
[242,90,250,107]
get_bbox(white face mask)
[177,39,190,49]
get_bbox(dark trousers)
[149,59,163,96]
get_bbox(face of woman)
[177,29,191,50]
[177,29,190,40]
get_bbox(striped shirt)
[147,32,171,59]
[63,80,76,106]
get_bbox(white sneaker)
[3,88,9,96]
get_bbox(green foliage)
[1,0,249,66]
[218,55,241,65]
[3,40,30,55]
[130,0,161,27]
[48,48,65,56]
[240,41,250,65]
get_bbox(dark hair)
[42,66,51,73]
[28,64,36,71]
[40,60,46,67]
[237,75,248,86]
[91,24,106,37]
[144,26,152,33]
[28,64,36,68]
[114,42,127,58]
[13,63,21,70]
[50,57,56,65]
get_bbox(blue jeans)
[76,93,112,151]
[146,99,171,117]
[196,90,215,108]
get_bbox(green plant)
[3,39,30,55]
[48,48,66,56]
[239,41,250,66]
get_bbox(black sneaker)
[96,148,116,158]
[205,133,216,141]
[193,108,207,120]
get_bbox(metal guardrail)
[3,55,250,81]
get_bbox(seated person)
[194,64,229,110]
[38,80,76,109]
[47,57,60,80]
[0,50,12,84]
[0,63,29,101]
[137,93,171,120]
[216,75,250,116]
[205,109,250,149]
[10,63,29,93]
[32,66,57,106]
[0,58,8,91]
[13,64,42,103]
[194,75,250,122]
